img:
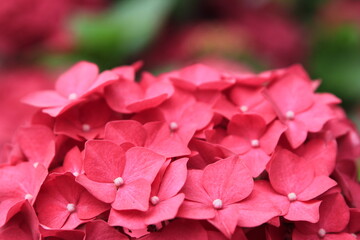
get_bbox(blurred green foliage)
[309,25,360,107]
[41,0,177,70]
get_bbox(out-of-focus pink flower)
[0,68,51,150]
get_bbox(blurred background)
[1,0,360,166]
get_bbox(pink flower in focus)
[267,149,337,223]
[76,140,166,211]
[105,120,191,157]
[293,193,354,240]
[177,156,253,237]
[22,61,119,117]
[108,158,187,230]
[35,174,109,229]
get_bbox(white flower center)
[150,196,160,205]
[318,228,326,238]
[169,122,179,132]
[66,203,76,213]
[25,194,33,201]
[240,105,248,112]
[251,139,260,147]
[82,124,91,132]
[114,177,124,187]
[33,162,39,168]
[68,93,78,100]
[212,199,223,209]
[286,110,295,120]
[73,171,79,177]
[287,192,297,202]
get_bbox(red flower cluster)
[1,61,360,239]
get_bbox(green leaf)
[70,0,176,69]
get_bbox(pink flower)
[76,140,166,211]
[268,148,338,223]
[53,146,84,177]
[85,220,128,240]
[35,173,109,229]
[133,89,213,145]
[0,162,47,227]
[108,158,187,230]
[16,125,55,168]
[22,61,119,117]
[177,156,253,237]
[105,120,191,157]
[264,69,336,148]
[105,71,174,113]
[293,193,354,240]
[167,63,236,91]
[0,201,40,240]
[141,219,208,240]
[54,98,115,141]
[207,113,286,177]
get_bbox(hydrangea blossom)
[0,61,359,239]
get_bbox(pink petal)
[36,195,70,228]
[40,228,85,239]
[122,147,166,183]
[318,193,350,232]
[0,201,40,240]
[208,204,239,238]
[219,135,250,154]
[177,200,216,219]
[77,191,110,220]
[202,156,253,205]
[16,125,55,168]
[228,114,267,141]
[292,230,319,240]
[285,120,308,148]
[144,81,174,100]
[87,70,119,94]
[105,120,146,147]
[104,80,142,113]
[22,90,67,108]
[297,100,336,133]
[84,140,125,182]
[54,98,112,141]
[62,146,83,176]
[284,200,321,223]
[108,207,148,229]
[325,233,358,240]
[266,72,314,114]
[260,120,287,154]
[62,213,84,230]
[295,138,337,176]
[237,181,290,228]
[181,170,212,203]
[241,149,271,178]
[145,194,185,225]
[297,176,337,201]
[141,219,208,240]
[144,121,193,158]
[157,158,188,200]
[76,175,117,203]
[127,94,169,112]
[85,220,128,240]
[269,149,314,195]
[112,178,151,211]
[55,61,98,97]
[0,200,25,228]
